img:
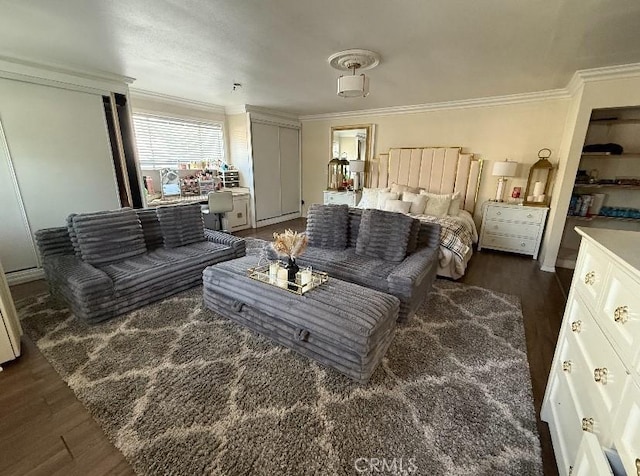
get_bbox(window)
[132,114,225,170]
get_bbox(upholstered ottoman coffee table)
[202,256,399,383]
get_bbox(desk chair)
[203,191,234,232]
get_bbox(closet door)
[0,78,119,247]
[0,122,37,273]
[252,122,281,221]
[279,126,300,215]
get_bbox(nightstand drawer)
[483,221,540,239]
[485,205,545,224]
[481,234,536,254]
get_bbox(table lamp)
[349,159,365,190]
[492,160,518,202]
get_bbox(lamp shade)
[348,160,365,172]
[338,74,369,97]
[492,160,518,177]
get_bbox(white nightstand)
[323,190,362,207]
[478,202,549,259]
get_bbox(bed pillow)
[356,187,390,209]
[376,191,399,209]
[390,183,419,197]
[384,199,412,214]
[448,191,462,216]
[420,191,452,218]
[306,204,349,249]
[355,209,415,262]
[402,191,428,215]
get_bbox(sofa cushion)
[306,204,349,250]
[156,203,205,248]
[66,214,82,256]
[136,209,164,250]
[355,209,415,262]
[347,208,362,248]
[72,208,147,266]
[406,218,421,255]
[296,248,397,294]
[99,241,235,296]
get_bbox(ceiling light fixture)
[328,49,380,98]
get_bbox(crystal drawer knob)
[562,361,572,373]
[593,367,608,384]
[614,305,629,324]
[571,320,582,333]
[496,211,502,215]
[584,271,596,285]
[520,242,526,247]
[527,213,533,218]
[581,417,594,432]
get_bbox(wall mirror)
[330,124,375,190]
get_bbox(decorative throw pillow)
[448,191,462,216]
[402,191,428,215]
[156,203,205,248]
[72,208,147,265]
[306,204,349,249]
[356,187,390,209]
[355,209,415,262]
[384,199,412,214]
[376,191,399,209]
[420,191,452,218]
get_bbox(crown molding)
[0,54,134,94]
[575,62,640,83]
[129,88,226,115]
[299,88,571,121]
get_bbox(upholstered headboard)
[368,147,483,214]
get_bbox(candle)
[269,262,279,284]
[299,269,312,289]
[533,181,545,197]
[277,268,289,289]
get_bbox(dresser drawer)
[323,192,359,206]
[612,379,640,476]
[599,265,640,366]
[570,432,614,476]
[483,220,540,239]
[485,205,545,224]
[481,234,536,254]
[548,368,585,475]
[573,241,609,309]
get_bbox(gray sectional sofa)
[284,204,440,323]
[35,203,245,324]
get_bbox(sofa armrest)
[34,227,74,260]
[204,229,246,257]
[387,247,438,299]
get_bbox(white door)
[0,120,37,272]
[278,126,300,215]
[0,78,119,274]
[251,122,281,221]
[0,260,21,364]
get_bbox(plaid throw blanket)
[416,215,472,261]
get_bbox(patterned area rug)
[17,269,542,475]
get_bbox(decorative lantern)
[524,148,555,207]
[339,157,350,189]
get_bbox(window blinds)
[132,114,225,170]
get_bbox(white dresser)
[478,202,548,259]
[541,227,640,476]
[323,190,362,207]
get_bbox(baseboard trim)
[540,264,556,273]
[255,212,302,228]
[7,268,45,285]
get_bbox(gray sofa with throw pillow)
[294,204,440,323]
[34,203,245,324]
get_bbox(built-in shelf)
[566,215,640,223]
[590,118,640,125]
[580,153,640,158]
[574,183,640,190]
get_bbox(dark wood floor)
[4,218,565,476]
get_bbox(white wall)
[540,75,640,271]
[301,98,571,225]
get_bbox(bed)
[366,147,483,279]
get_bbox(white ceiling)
[2,0,640,115]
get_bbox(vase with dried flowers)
[271,229,308,289]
